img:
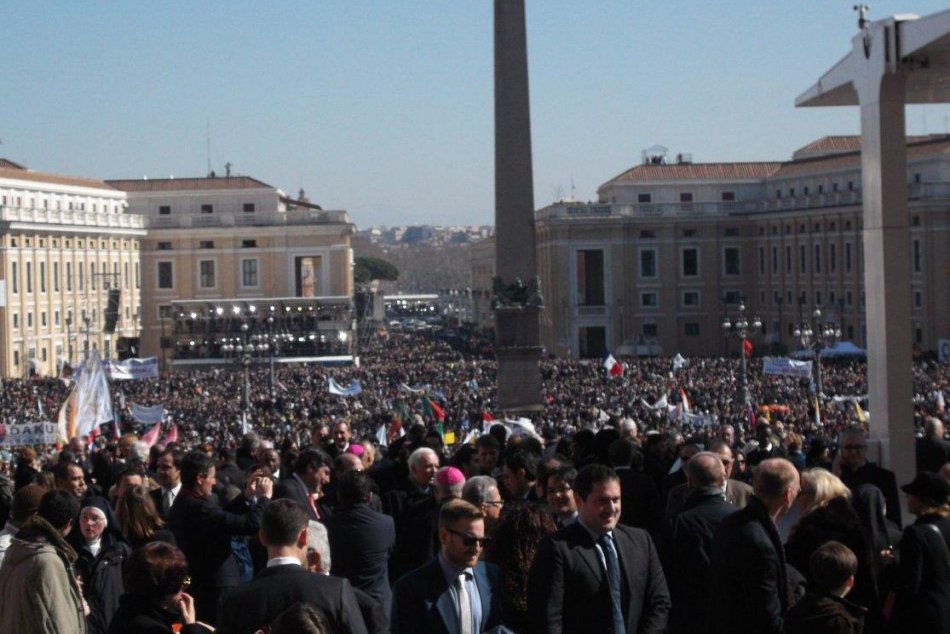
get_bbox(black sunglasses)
[447,528,491,548]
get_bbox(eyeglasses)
[447,528,491,548]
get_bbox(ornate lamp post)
[722,301,762,407]
[793,307,841,398]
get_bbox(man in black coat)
[836,427,902,526]
[326,471,396,616]
[608,439,662,534]
[707,458,801,634]
[915,417,950,473]
[659,453,736,634]
[167,450,272,624]
[217,499,367,634]
[274,448,332,522]
[527,464,670,634]
[150,448,183,520]
[391,499,503,634]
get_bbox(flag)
[602,351,623,377]
[854,401,866,423]
[443,431,456,445]
[679,388,691,414]
[435,422,445,439]
[72,349,113,439]
[672,353,688,371]
[240,411,252,436]
[57,389,77,442]
[328,378,362,397]
[130,403,165,424]
[423,396,445,422]
[141,422,162,448]
[742,339,753,359]
[162,424,178,445]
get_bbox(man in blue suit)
[391,498,504,634]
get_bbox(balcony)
[145,209,351,229]
[0,205,146,230]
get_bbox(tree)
[354,256,399,284]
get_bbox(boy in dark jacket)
[787,540,866,634]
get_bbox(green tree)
[354,256,399,284]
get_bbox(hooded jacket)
[0,515,87,634]
[786,592,866,634]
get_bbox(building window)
[578,326,607,359]
[639,249,657,278]
[54,310,60,326]
[912,239,921,273]
[641,292,658,308]
[241,259,259,287]
[157,242,173,250]
[90,263,97,290]
[639,230,656,239]
[682,291,700,307]
[758,247,765,275]
[800,245,807,274]
[681,247,699,277]
[242,239,257,248]
[682,229,697,238]
[642,323,658,338]
[159,205,171,215]
[243,203,255,212]
[66,262,72,291]
[53,262,59,292]
[636,193,652,204]
[845,242,852,272]
[12,313,18,329]
[724,227,740,237]
[158,305,174,320]
[814,244,821,274]
[785,246,792,273]
[721,191,735,201]
[723,247,741,276]
[135,262,140,289]
[157,262,174,289]
[815,291,822,306]
[199,260,216,288]
[200,204,213,214]
[846,290,853,306]
[772,246,778,274]
[27,312,33,328]
[830,244,836,273]
[11,262,17,294]
[685,322,700,336]
[724,291,743,305]
[26,262,32,293]
[679,192,693,203]
[199,241,214,249]
[575,249,605,306]
[41,312,47,327]
[913,290,923,308]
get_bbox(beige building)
[476,135,949,358]
[0,160,145,378]
[470,236,496,329]
[107,175,355,367]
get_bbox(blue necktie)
[598,533,625,634]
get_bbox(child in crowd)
[786,540,867,634]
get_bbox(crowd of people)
[0,329,946,633]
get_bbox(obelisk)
[493,0,542,412]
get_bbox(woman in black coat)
[109,542,211,634]
[785,469,881,632]
[70,497,131,634]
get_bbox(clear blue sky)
[2,1,948,227]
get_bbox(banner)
[0,421,59,446]
[72,349,114,438]
[130,403,166,424]
[328,378,362,397]
[763,357,813,379]
[107,357,159,380]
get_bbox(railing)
[0,205,146,229]
[537,182,950,220]
[144,209,351,229]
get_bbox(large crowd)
[0,329,947,634]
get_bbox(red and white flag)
[603,352,623,378]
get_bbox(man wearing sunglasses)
[391,499,503,634]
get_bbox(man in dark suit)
[659,453,737,634]
[326,471,396,616]
[381,446,439,530]
[527,464,670,634]
[151,448,183,520]
[274,448,332,522]
[836,427,902,525]
[391,499,503,634]
[167,450,272,624]
[608,439,662,534]
[916,416,950,473]
[217,499,367,634]
[664,440,752,518]
[707,458,800,634]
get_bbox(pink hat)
[346,444,365,457]
[435,466,465,487]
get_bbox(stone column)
[493,0,542,412]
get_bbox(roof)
[792,134,936,160]
[773,135,950,178]
[0,162,117,190]
[603,162,782,186]
[106,175,275,192]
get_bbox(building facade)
[529,136,950,358]
[0,160,145,378]
[106,176,355,367]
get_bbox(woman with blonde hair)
[786,468,882,631]
[115,485,176,548]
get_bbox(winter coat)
[786,592,866,634]
[73,534,131,634]
[0,516,87,634]
[108,593,209,634]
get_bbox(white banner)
[0,421,59,446]
[763,356,813,379]
[939,339,950,363]
[328,378,362,397]
[107,357,159,380]
[130,403,166,424]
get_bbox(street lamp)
[220,321,265,426]
[793,306,841,398]
[722,301,762,407]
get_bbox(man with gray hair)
[661,452,737,634]
[382,447,439,529]
[916,416,949,473]
[462,476,504,530]
[617,418,639,443]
